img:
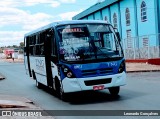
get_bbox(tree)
[13,45,18,48]
[19,42,24,48]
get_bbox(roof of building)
[72,0,119,20]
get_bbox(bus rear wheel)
[36,79,42,89]
[33,71,42,89]
[108,86,120,96]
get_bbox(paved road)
[0,62,160,119]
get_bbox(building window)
[141,1,147,22]
[126,30,132,48]
[104,16,108,21]
[125,8,130,26]
[113,13,117,28]
[143,37,149,47]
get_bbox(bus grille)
[82,68,113,76]
[84,78,112,86]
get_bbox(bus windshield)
[57,24,123,62]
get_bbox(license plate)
[93,85,104,90]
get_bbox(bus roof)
[24,20,110,37]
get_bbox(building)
[73,0,160,60]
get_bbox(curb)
[0,95,34,109]
[126,70,160,73]
[126,58,160,65]
[0,95,55,118]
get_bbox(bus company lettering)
[74,65,82,69]
[107,62,118,67]
[36,59,44,71]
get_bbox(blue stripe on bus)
[60,59,124,80]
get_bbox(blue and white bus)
[24,20,126,100]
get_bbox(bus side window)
[33,33,44,56]
[34,45,38,55]
[29,46,34,55]
[28,35,37,56]
[34,34,39,56]
[40,45,44,55]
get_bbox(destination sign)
[62,28,84,33]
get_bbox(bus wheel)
[55,79,67,101]
[59,86,67,101]
[32,70,36,80]
[36,79,42,89]
[108,86,120,96]
[32,70,41,89]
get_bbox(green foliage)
[20,42,24,48]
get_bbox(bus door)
[44,30,54,88]
[24,37,32,77]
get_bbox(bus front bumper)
[62,72,126,93]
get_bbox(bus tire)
[32,70,41,89]
[32,70,36,80]
[108,86,120,96]
[36,79,42,89]
[55,78,67,101]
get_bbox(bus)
[24,20,126,100]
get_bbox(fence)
[122,33,160,59]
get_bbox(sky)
[0,0,98,47]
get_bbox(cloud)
[24,0,60,7]
[22,13,54,30]
[59,0,76,3]
[0,7,54,30]
[0,7,28,26]
[0,31,26,46]
[0,0,60,8]
[0,7,55,46]
[58,9,83,20]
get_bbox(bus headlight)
[64,68,68,73]
[62,66,74,78]
[118,60,125,73]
